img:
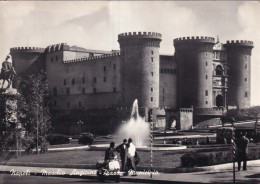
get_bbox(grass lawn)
[4,150,184,168]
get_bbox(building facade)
[10,32,254,133]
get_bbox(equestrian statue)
[0,54,17,89]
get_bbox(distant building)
[10,32,254,133]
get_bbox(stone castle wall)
[225,40,254,108]
[174,36,215,108]
[118,32,162,108]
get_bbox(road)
[0,173,145,184]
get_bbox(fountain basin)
[90,144,186,151]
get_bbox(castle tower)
[118,32,162,108]
[225,40,254,109]
[174,36,215,108]
[10,47,45,75]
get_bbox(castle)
[9,32,254,134]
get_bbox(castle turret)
[225,40,254,109]
[10,47,45,75]
[174,36,215,108]
[118,32,162,108]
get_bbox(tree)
[18,72,51,154]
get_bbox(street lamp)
[77,120,84,134]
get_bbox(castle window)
[78,102,82,108]
[103,76,106,82]
[93,88,96,93]
[113,87,116,92]
[206,75,208,79]
[245,78,247,82]
[151,72,153,76]
[245,64,247,69]
[245,92,248,97]
[82,88,85,94]
[72,78,75,85]
[151,57,153,62]
[67,102,70,108]
[82,77,85,84]
[64,79,67,86]
[216,65,223,75]
[151,87,153,92]
[54,101,56,107]
[151,97,153,102]
[56,55,58,61]
[205,90,208,96]
[151,51,153,55]
[113,64,116,70]
[104,66,106,72]
[206,62,208,66]
[206,101,208,105]
[66,88,70,95]
[53,87,57,96]
[93,77,96,83]
[205,53,208,57]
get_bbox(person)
[236,132,249,171]
[126,138,137,176]
[116,139,127,171]
[104,142,115,164]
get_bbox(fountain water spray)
[116,99,149,147]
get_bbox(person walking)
[116,139,127,171]
[236,132,249,171]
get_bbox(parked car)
[78,132,94,145]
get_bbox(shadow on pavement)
[246,173,260,178]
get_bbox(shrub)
[181,151,232,167]
[47,135,70,145]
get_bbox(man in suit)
[116,139,127,171]
[236,132,249,171]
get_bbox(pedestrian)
[236,132,249,171]
[126,138,137,176]
[116,139,127,171]
[104,142,115,166]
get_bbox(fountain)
[116,99,149,147]
[90,99,187,151]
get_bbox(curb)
[0,162,204,173]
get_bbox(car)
[78,132,94,145]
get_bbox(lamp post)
[77,120,84,134]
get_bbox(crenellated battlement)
[118,31,162,40]
[226,40,254,47]
[10,47,45,53]
[174,36,215,44]
[46,43,70,52]
[63,52,120,64]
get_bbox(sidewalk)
[1,160,260,183]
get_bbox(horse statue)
[0,55,17,89]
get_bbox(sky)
[0,1,259,105]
